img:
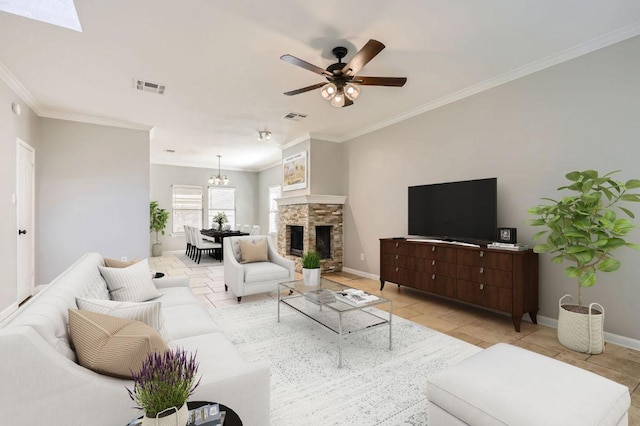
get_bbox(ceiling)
[1,1,640,172]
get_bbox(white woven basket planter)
[557,294,605,355]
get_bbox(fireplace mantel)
[276,195,347,206]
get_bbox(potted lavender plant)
[128,348,200,426]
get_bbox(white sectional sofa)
[0,253,270,426]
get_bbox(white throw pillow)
[76,297,171,341]
[98,258,161,302]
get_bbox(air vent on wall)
[282,112,308,121]
[134,79,166,95]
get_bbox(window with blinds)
[269,185,281,234]
[208,187,236,229]
[172,185,203,233]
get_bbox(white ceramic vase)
[142,404,188,426]
[303,268,321,286]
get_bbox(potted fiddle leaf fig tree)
[528,170,640,354]
[150,201,170,257]
[302,250,321,286]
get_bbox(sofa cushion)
[228,235,268,263]
[99,259,161,302]
[162,304,222,339]
[68,309,168,379]
[243,262,290,284]
[156,287,202,307]
[239,238,268,263]
[76,297,170,341]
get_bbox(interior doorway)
[16,139,35,304]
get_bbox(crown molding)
[279,134,310,151]
[39,109,153,131]
[342,21,640,142]
[0,60,42,114]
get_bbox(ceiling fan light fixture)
[320,83,337,100]
[330,89,346,107]
[344,83,360,100]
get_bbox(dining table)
[200,229,249,261]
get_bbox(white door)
[16,139,35,303]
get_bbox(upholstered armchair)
[223,235,295,302]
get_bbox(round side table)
[127,401,242,426]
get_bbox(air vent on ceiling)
[282,112,308,121]
[135,79,166,95]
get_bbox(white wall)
[343,35,640,340]
[37,119,150,284]
[258,164,281,235]
[150,164,259,252]
[0,81,39,318]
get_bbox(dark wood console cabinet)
[380,238,538,331]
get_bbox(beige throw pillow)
[68,309,168,379]
[239,238,269,263]
[98,258,161,302]
[104,257,137,268]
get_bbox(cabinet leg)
[511,315,522,332]
[380,280,385,291]
[529,310,538,324]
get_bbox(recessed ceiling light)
[0,0,82,32]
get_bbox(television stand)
[379,238,538,332]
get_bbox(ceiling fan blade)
[341,39,385,76]
[280,54,333,77]
[351,76,407,87]
[283,82,326,96]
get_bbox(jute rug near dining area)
[209,300,482,425]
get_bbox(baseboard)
[341,267,640,351]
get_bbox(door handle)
[18,229,27,235]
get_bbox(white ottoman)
[427,343,630,426]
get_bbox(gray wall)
[150,164,259,252]
[0,81,39,317]
[343,35,640,340]
[37,119,150,284]
[309,139,345,196]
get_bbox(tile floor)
[151,253,640,424]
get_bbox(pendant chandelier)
[208,155,229,186]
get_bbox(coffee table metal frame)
[278,277,392,368]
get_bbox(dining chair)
[192,227,222,264]
[240,224,251,233]
[183,225,192,257]
[249,225,261,235]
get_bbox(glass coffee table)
[278,277,392,368]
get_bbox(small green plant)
[127,348,200,419]
[302,250,321,269]
[150,201,170,243]
[528,170,640,306]
[212,212,227,230]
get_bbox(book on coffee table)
[335,289,378,306]
[304,289,336,304]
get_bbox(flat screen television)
[408,177,497,243]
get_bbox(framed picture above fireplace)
[283,150,307,191]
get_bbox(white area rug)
[176,252,223,268]
[210,300,482,425]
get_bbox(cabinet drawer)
[381,265,414,286]
[416,259,457,277]
[382,253,415,269]
[415,244,456,262]
[416,273,456,298]
[381,240,416,256]
[456,280,512,312]
[456,265,512,289]
[457,249,512,271]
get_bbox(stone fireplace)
[277,195,346,272]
